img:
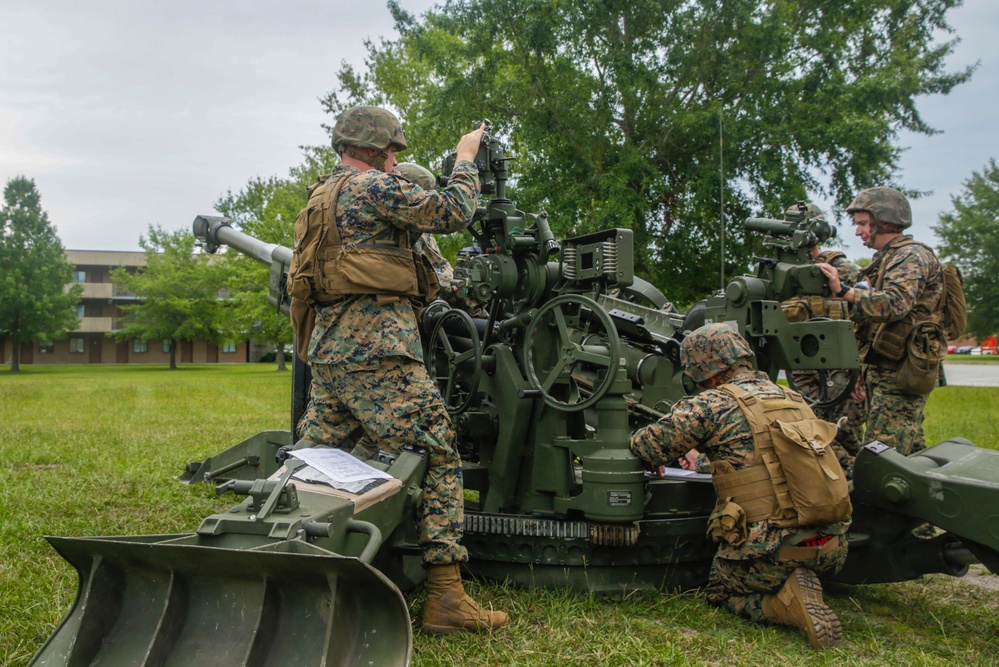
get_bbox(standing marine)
[630,323,851,650]
[818,186,945,455]
[288,105,509,634]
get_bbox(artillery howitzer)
[31,128,999,666]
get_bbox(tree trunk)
[169,340,177,370]
[10,336,20,373]
[276,343,287,371]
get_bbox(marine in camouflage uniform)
[296,106,508,633]
[630,323,850,650]
[818,187,943,455]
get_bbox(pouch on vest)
[717,384,852,530]
[768,418,851,526]
[896,320,947,396]
[781,299,810,323]
[290,298,316,363]
[414,252,441,305]
[940,264,967,340]
[706,497,748,546]
[288,200,327,302]
[324,244,420,296]
[870,311,918,361]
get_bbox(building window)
[76,304,86,318]
[72,270,87,283]
[162,340,172,354]
[69,338,85,354]
[222,341,237,354]
[39,341,54,354]
[133,339,148,354]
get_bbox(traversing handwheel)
[523,294,621,412]
[786,367,860,410]
[426,309,483,415]
[783,316,860,410]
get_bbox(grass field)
[1,365,997,666]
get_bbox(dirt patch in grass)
[18,463,64,472]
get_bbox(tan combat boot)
[762,567,842,650]
[421,564,510,634]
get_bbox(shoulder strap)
[319,171,353,248]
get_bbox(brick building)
[1,249,248,365]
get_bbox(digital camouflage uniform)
[852,238,943,455]
[630,325,850,625]
[298,159,479,566]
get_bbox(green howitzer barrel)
[194,214,292,315]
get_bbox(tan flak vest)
[860,239,953,361]
[709,383,851,530]
[286,171,440,360]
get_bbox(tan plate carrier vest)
[286,171,440,360]
[710,383,852,529]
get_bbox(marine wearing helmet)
[332,105,408,172]
[784,201,825,223]
[846,186,912,240]
[395,162,437,191]
[680,323,755,385]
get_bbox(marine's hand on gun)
[455,125,488,163]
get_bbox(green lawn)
[1,365,997,666]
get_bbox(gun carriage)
[31,126,999,666]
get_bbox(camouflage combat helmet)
[680,323,754,384]
[784,201,824,223]
[395,162,436,191]
[846,186,911,229]
[332,106,408,154]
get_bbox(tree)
[326,0,973,304]
[214,147,335,370]
[111,225,233,369]
[934,159,999,339]
[0,176,82,372]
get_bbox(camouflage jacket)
[309,161,478,365]
[629,371,850,560]
[852,235,943,351]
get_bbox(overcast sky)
[2,1,996,261]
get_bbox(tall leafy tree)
[326,0,973,304]
[111,225,232,369]
[934,159,999,339]
[214,147,335,370]
[0,176,82,372]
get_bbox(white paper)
[290,447,393,483]
[657,467,712,480]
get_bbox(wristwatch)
[835,283,851,298]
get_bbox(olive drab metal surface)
[31,124,999,666]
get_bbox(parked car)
[971,347,982,355]
[955,345,975,354]
[948,345,957,354]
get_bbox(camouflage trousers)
[704,538,848,623]
[863,363,928,455]
[298,355,467,566]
